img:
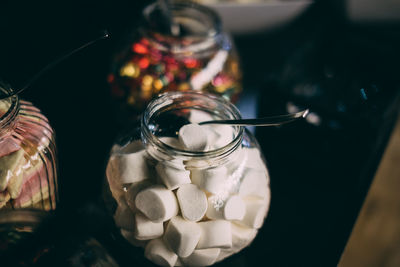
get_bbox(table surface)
[1,1,400,266]
[339,115,400,266]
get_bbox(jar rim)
[141,1,223,55]
[0,82,19,133]
[141,91,244,161]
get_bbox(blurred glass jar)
[0,83,58,212]
[104,92,270,266]
[108,1,242,123]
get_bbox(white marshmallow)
[107,150,150,185]
[176,184,207,222]
[215,249,232,262]
[181,248,220,266]
[145,238,178,267]
[163,216,202,257]
[236,198,268,229]
[191,167,227,194]
[125,181,152,212]
[156,162,191,190]
[205,125,234,150]
[205,196,224,220]
[114,201,135,231]
[189,110,214,123]
[227,147,267,174]
[238,168,268,198]
[135,185,178,222]
[134,213,164,240]
[120,229,148,248]
[206,195,245,221]
[244,148,268,172]
[230,223,257,252]
[224,195,246,221]
[215,224,257,261]
[197,220,232,249]
[178,124,208,151]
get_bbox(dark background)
[1,0,400,266]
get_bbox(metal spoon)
[198,109,309,127]
[0,30,110,100]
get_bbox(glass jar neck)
[0,83,19,137]
[142,2,224,56]
[141,92,244,168]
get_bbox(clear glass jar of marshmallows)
[104,92,270,267]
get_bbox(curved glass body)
[104,92,270,266]
[0,84,58,212]
[108,2,242,123]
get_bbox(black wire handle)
[0,30,110,100]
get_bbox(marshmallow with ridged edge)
[178,123,209,151]
[181,248,220,266]
[120,229,148,248]
[197,220,232,249]
[135,185,178,222]
[236,197,268,229]
[114,200,135,231]
[0,149,25,191]
[134,213,164,240]
[163,216,202,257]
[176,184,207,221]
[145,238,178,267]
[156,162,191,190]
[107,149,151,185]
[191,167,227,194]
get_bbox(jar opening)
[142,2,223,55]
[141,92,244,162]
[0,82,19,134]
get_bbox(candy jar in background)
[108,1,242,124]
[0,81,58,251]
[103,92,270,266]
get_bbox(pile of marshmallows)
[106,112,270,267]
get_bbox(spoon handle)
[198,109,309,127]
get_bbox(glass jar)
[108,1,242,123]
[104,92,270,266]
[0,83,58,212]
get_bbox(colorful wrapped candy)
[108,2,242,122]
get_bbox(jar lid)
[142,2,223,55]
[141,91,244,166]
